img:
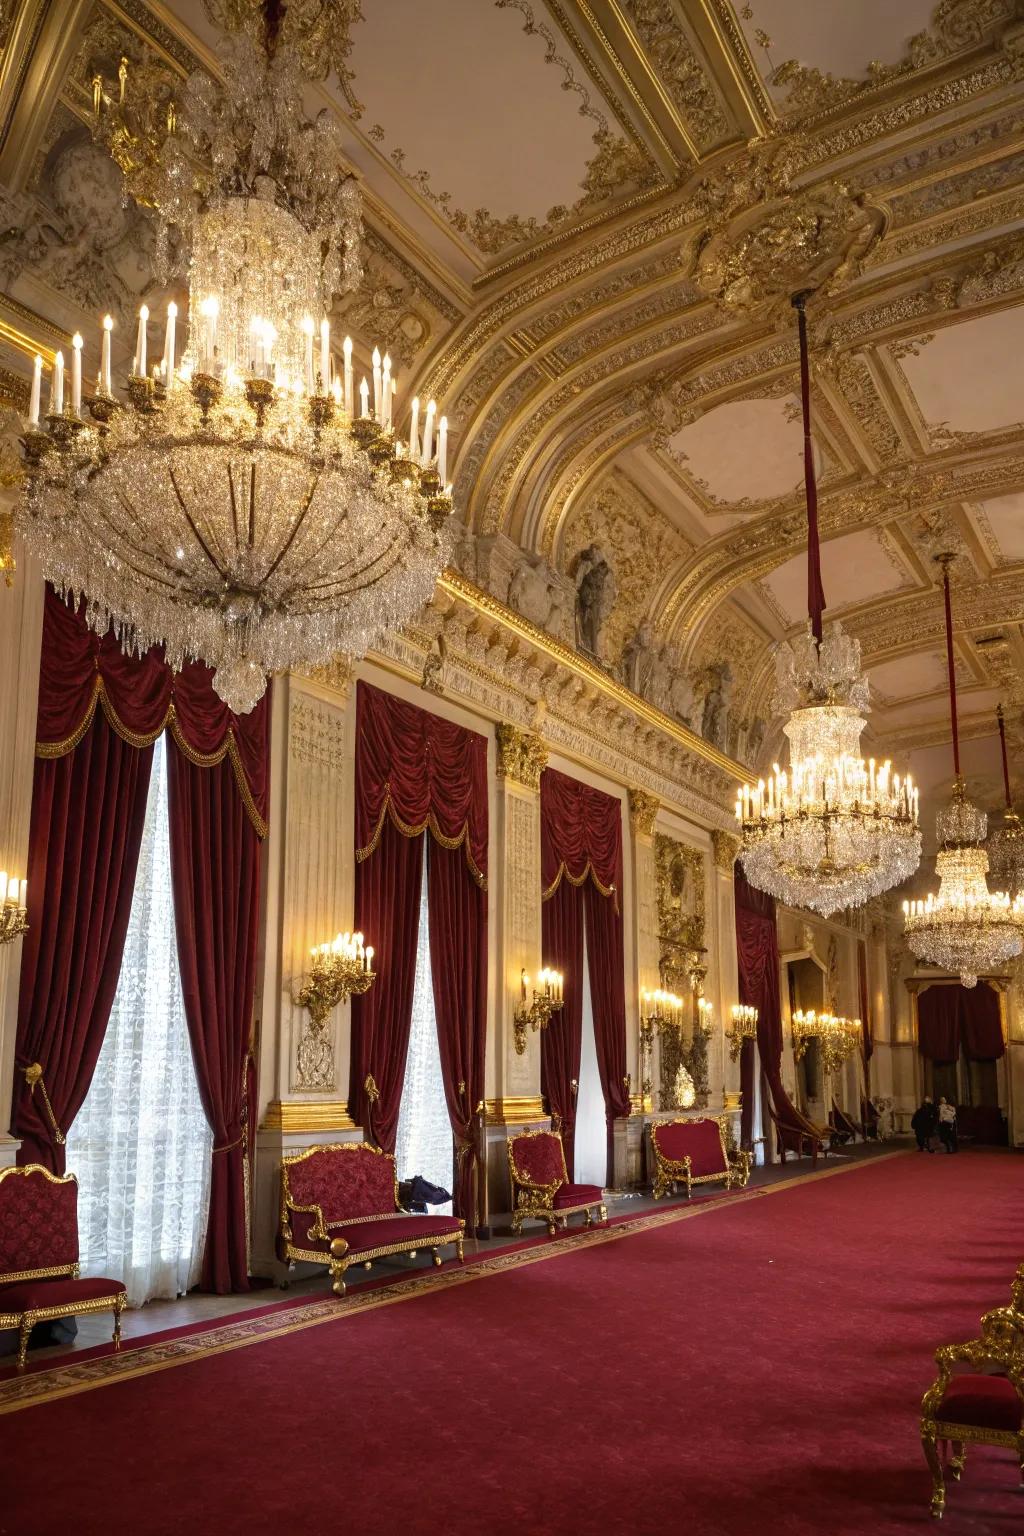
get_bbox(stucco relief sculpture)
[573,544,617,661]
[620,621,699,731]
[699,661,734,752]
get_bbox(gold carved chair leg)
[329,1236,351,1297]
[431,1248,443,1268]
[113,1293,125,1351]
[949,1442,966,1481]
[17,1315,32,1370]
[921,1428,945,1519]
[456,1236,464,1263]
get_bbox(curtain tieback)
[213,1136,243,1155]
[20,1062,66,1145]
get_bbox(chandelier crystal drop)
[903,561,1024,988]
[985,705,1024,900]
[737,293,920,916]
[14,10,453,714]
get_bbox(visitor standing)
[911,1096,938,1152]
[937,1097,958,1154]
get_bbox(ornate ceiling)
[1,0,1024,832]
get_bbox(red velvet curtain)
[350,683,488,1229]
[168,750,263,1293]
[735,868,797,1127]
[918,983,1004,1063]
[36,586,268,834]
[349,821,424,1152]
[962,985,1004,1062]
[12,714,152,1171]
[354,681,487,883]
[540,879,584,1176]
[428,842,487,1226]
[13,588,271,1292]
[540,769,629,1178]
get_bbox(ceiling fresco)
[0,0,1023,821]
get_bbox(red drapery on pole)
[168,750,263,1293]
[350,820,424,1152]
[540,769,629,1178]
[12,714,152,1171]
[539,878,584,1174]
[13,588,270,1293]
[918,983,1004,1063]
[350,683,488,1228]
[427,842,487,1226]
[734,868,799,1134]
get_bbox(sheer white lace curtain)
[66,734,213,1308]
[395,851,454,1210]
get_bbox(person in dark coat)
[911,1097,938,1152]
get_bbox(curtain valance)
[354,681,488,886]
[541,768,622,905]
[918,983,1004,1063]
[36,587,269,836]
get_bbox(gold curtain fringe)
[35,677,268,838]
[356,788,487,889]
[542,859,618,909]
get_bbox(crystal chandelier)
[14,9,453,714]
[904,558,1024,988]
[737,293,920,916]
[986,704,1024,899]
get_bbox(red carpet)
[1,1150,1022,1535]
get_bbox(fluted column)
[626,788,660,1185]
[486,724,548,1215]
[711,830,742,1133]
[0,540,43,1169]
[253,665,358,1276]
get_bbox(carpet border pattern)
[0,1153,905,1415]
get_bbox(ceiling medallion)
[904,558,1024,988]
[689,139,885,317]
[986,703,1024,900]
[14,5,454,714]
[736,293,920,917]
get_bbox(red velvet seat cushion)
[510,1133,566,1188]
[654,1119,727,1178]
[937,1376,1022,1431]
[553,1183,602,1209]
[329,1215,463,1258]
[0,1275,125,1313]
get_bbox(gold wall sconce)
[298,931,376,1029]
[513,967,563,1055]
[0,872,27,946]
[725,1004,758,1062]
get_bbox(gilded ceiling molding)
[616,0,730,150]
[763,0,1019,125]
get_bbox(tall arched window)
[65,736,213,1307]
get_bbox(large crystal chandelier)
[14,8,453,714]
[736,293,920,916]
[904,559,1024,987]
[986,704,1024,899]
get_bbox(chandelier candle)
[18,27,455,715]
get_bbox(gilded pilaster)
[490,723,547,1211]
[0,533,42,1169]
[628,786,661,1111]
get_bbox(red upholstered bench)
[0,1165,126,1369]
[278,1142,464,1296]
[650,1115,752,1199]
[920,1270,1024,1518]
[507,1128,607,1237]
